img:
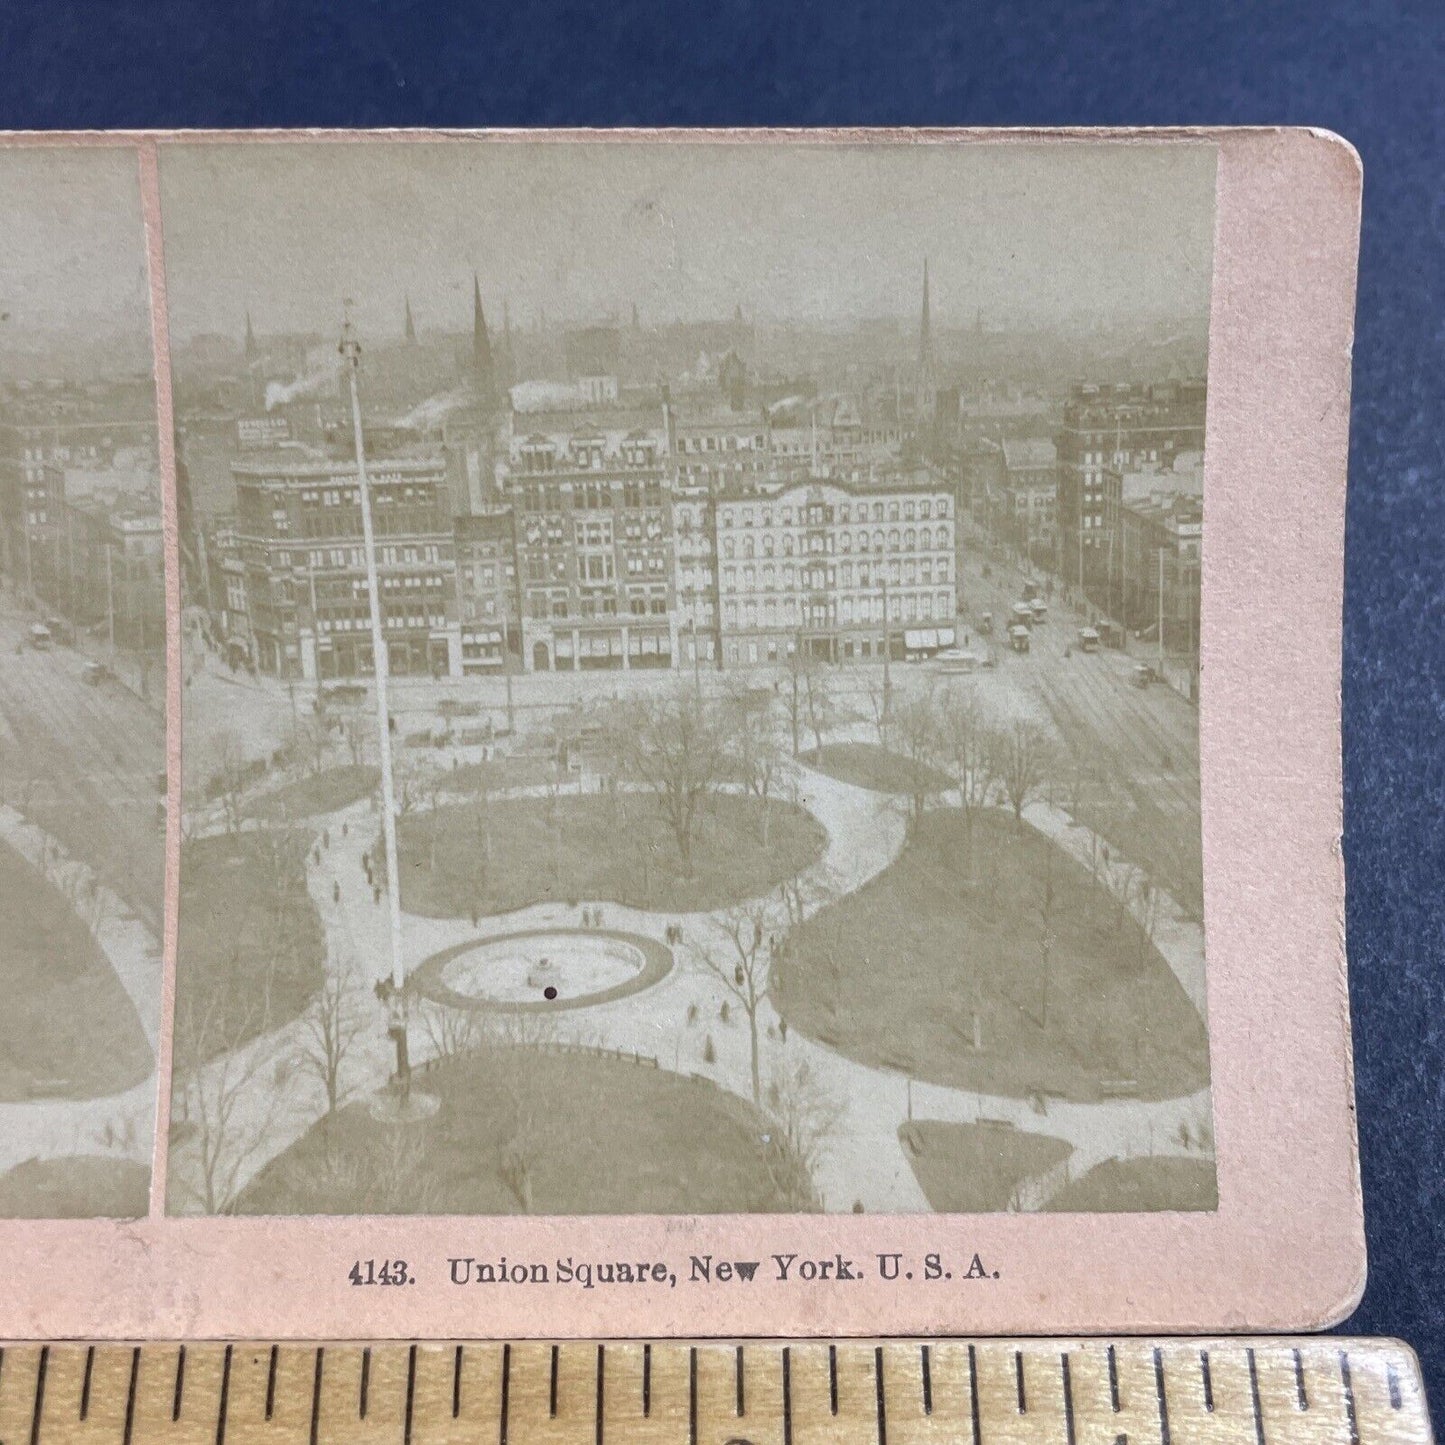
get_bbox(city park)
[166,329,1214,1218]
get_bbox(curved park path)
[168,758,1212,1216]
[0,805,160,1186]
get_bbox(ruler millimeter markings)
[0,1337,1428,1445]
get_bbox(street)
[0,598,166,932]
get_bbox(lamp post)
[339,312,409,1098]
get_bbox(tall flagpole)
[339,312,405,1005]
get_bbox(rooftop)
[1001,437,1058,471]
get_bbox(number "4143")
[349,1259,413,1286]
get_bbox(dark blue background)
[2,0,1441,1413]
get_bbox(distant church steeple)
[244,309,258,361]
[472,274,495,406]
[915,260,936,423]
[404,295,417,345]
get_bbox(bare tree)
[293,949,370,1145]
[605,688,732,877]
[1033,837,1058,1030]
[761,1059,841,1210]
[1130,871,1163,972]
[287,712,330,779]
[292,1125,444,1216]
[780,651,807,758]
[416,998,483,1062]
[342,711,370,767]
[486,1013,564,1211]
[890,689,944,826]
[940,689,993,874]
[244,828,308,988]
[170,961,283,1215]
[989,719,1057,824]
[725,686,785,848]
[862,676,893,750]
[699,901,775,1105]
[198,729,250,836]
[1095,841,1137,936]
[802,659,835,754]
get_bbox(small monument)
[527,954,560,992]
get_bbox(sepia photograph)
[0,145,165,1218]
[161,137,1215,1218]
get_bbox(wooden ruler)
[0,1338,1429,1445]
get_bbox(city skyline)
[157,139,1217,343]
[0,133,1217,1227]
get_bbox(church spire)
[472,273,495,406]
[915,260,936,424]
[244,308,257,361]
[404,294,417,345]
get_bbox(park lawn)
[901,1121,1072,1212]
[801,742,955,798]
[236,1048,793,1215]
[446,755,558,795]
[0,841,152,1102]
[393,791,827,918]
[1072,789,1205,923]
[0,1157,150,1219]
[174,831,325,1065]
[1043,1156,1218,1213]
[773,809,1210,1103]
[245,764,379,821]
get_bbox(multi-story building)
[501,412,676,671]
[672,485,720,671]
[0,379,158,588]
[710,476,957,666]
[1099,458,1204,652]
[1054,379,1206,593]
[999,437,1058,556]
[670,405,772,491]
[1114,492,1203,682]
[31,495,166,650]
[228,454,460,680]
[453,508,519,674]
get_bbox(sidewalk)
[0,805,160,1177]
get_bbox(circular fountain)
[410,928,674,1013]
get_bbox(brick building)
[453,508,519,675]
[228,454,459,680]
[1055,379,1206,595]
[500,412,676,671]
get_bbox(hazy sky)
[158,138,1217,343]
[0,145,150,338]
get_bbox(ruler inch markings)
[1,1338,1432,1445]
